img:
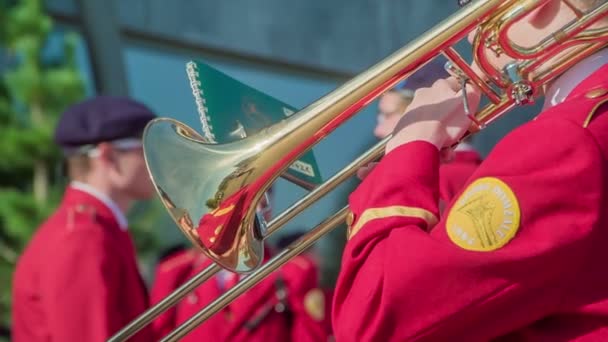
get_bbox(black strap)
[243,275,291,332]
[0,326,10,339]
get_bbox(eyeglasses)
[85,138,143,158]
[458,0,472,7]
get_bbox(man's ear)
[95,142,116,166]
[529,0,561,29]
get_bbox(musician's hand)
[356,162,379,180]
[385,77,481,154]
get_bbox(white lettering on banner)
[283,107,296,117]
[289,160,315,177]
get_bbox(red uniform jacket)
[151,248,331,341]
[12,187,152,342]
[439,149,482,203]
[149,248,199,338]
[333,64,608,341]
[321,287,335,340]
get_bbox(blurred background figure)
[373,87,414,140]
[374,58,446,140]
[150,188,331,341]
[275,230,335,341]
[11,96,157,342]
[149,245,200,338]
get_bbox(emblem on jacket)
[304,288,325,321]
[446,177,520,251]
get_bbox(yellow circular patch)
[446,177,520,252]
[304,288,325,321]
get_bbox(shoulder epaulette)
[289,255,314,271]
[66,204,98,231]
[159,250,196,273]
[582,87,608,128]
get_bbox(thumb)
[440,147,455,163]
[356,162,379,180]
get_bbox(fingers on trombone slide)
[445,61,485,130]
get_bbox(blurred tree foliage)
[0,0,159,337]
[0,0,84,334]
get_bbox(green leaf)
[0,124,57,170]
[4,59,43,105]
[0,189,53,246]
[41,67,85,109]
[4,0,51,45]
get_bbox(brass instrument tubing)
[107,264,222,342]
[499,1,608,58]
[161,207,350,342]
[108,140,387,342]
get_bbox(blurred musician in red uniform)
[151,188,331,341]
[275,230,335,340]
[12,96,157,342]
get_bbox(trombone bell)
[143,118,272,273]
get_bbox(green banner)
[186,60,323,190]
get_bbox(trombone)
[109,0,608,341]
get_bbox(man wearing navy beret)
[12,96,157,342]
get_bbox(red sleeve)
[332,119,604,341]
[438,160,479,204]
[281,256,332,342]
[43,230,123,342]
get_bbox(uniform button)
[187,294,198,304]
[345,211,355,227]
[585,88,608,99]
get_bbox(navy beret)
[54,96,156,152]
[395,58,450,90]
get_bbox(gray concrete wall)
[46,0,539,156]
[47,0,461,74]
